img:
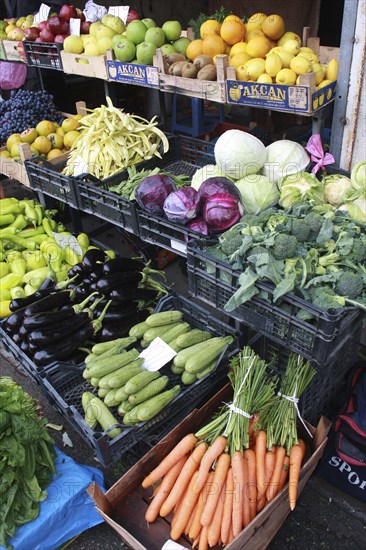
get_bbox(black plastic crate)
[187,238,364,366]
[253,324,362,425]
[39,293,240,466]
[25,157,80,208]
[77,134,214,242]
[24,41,63,70]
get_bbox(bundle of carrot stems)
[142,347,315,548]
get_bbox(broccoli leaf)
[273,272,297,302]
[304,271,343,289]
[224,267,260,311]
[316,218,334,246]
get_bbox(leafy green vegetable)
[0,378,56,548]
[110,166,190,200]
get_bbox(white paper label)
[53,233,83,256]
[108,6,130,24]
[161,540,189,550]
[73,155,89,177]
[170,239,187,255]
[33,3,50,23]
[139,337,177,371]
[69,18,81,36]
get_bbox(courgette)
[140,339,149,349]
[128,375,169,405]
[88,348,139,378]
[136,385,181,422]
[196,360,217,379]
[98,387,109,398]
[115,385,128,403]
[181,371,198,385]
[184,336,233,374]
[125,370,160,395]
[145,310,183,327]
[166,337,182,352]
[122,406,140,425]
[143,321,181,344]
[119,400,136,414]
[107,358,145,388]
[90,377,100,387]
[171,364,184,375]
[82,368,92,380]
[82,392,97,429]
[87,336,137,363]
[160,322,190,344]
[176,329,212,348]
[104,388,122,408]
[173,338,223,369]
[129,320,149,338]
[88,396,122,438]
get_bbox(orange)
[246,13,267,32]
[223,15,243,25]
[186,39,203,61]
[246,28,265,42]
[229,52,252,69]
[246,36,272,58]
[261,15,285,40]
[202,34,226,57]
[220,19,245,46]
[230,42,248,56]
[224,42,231,55]
[200,19,221,40]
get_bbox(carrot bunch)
[141,349,315,548]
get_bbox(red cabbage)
[203,192,243,232]
[186,217,209,236]
[198,176,242,203]
[135,174,176,214]
[163,187,201,224]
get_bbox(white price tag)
[139,337,177,371]
[73,155,89,177]
[170,239,187,255]
[108,5,130,24]
[53,233,83,256]
[161,540,189,550]
[33,3,51,23]
[69,18,81,36]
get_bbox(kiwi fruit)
[168,61,186,76]
[181,62,198,79]
[197,64,217,81]
[193,55,214,71]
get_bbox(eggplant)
[71,285,88,300]
[88,264,104,281]
[28,312,90,346]
[80,276,92,287]
[94,309,150,342]
[23,308,76,330]
[9,281,57,312]
[96,302,139,323]
[102,257,145,274]
[20,339,29,354]
[19,324,29,339]
[23,290,71,317]
[2,309,26,333]
[109,287,159,303]
[82,248,106,270]
[32,322,95,366]
[96,272,142,293]
[67,262,86,279]
[12,333,22,345]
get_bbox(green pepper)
[0,227,18,236]
[28,277,45,290]
[0,262,10,279]
[0,273,22,290]
[41,240,64,272]
[0,234,37,250]
[44,209,58,218]
[57,222,66,232]
[55,268,68,283]
[76,233,90,254]
[0,300,11,318]
[19,199,35,210]
[8,214,28,232]
[34,204,44,226]
[17,226,48,239]
[0,213,15,226]
[0,198,18,208]
[10,286,25,300]
[0,204,21,216]
[9,258,26,276]
[24,283,36,297]
[25,233,49,245]
[0,288,11,301]
[5,251,22,263]
[104,249,116,259]
[22,266,52,284]
[42,217,55,238]
[0,253,5,262]
[23,202,38,228]
[64,246,81,267]
[23,251,47,271]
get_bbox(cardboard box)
[106,49,160,89]
[61,51,108,80]
[0,40,6,60]
[88,385,330,550]
[2,39,26,62]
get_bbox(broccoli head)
[349,236,366,263]
[308,286,345,310]
[289,218,311,242]
[334,271,364,298]
[304,212,323,237]
[240,214,263,227]
[266,214,289,232]
[220,233,243,256]
[272,234,298,260]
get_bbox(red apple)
[54,33,68,44]
[37,20,48,31]
[127,9,141,23]
[48,15,69,35]
[24,27,41,41]
[35,37,42,42]
[80,21,91,34]
[39,28,55,42]
[76,8,86,22]
[59,4,77,22]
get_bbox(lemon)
[229,42,248,56]
[277,32,301,47]
[246,13,267,32]
[246,36,272,58]
[290,55,312,75]
[6,133,21,152]
[318,79,333,88]
[312,62,325,85]
[276,49,294,68]
[298,50,319,64]
[282,39,301,55]
[275,68,297,85]
[265,52,282,77]
[244,58,266,80]
[257,73,273,83]
[326,59,338,81]
[230,52,252,69]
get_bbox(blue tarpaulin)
[1,447,105,550]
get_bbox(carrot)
[242,451,251,528]
[231,451,245,536]
[207,480,225,547]
[194,435,227,494]
[255,430,267,503]
[221,468,233,545]
[171,484,188,530]
[198,525,208,550]
[228,524,234,544]
[244,448,257,521]
[249,412,260,443]
[200,452,231,526]
[145,455,187,523]
[171,471,201,540]
[192,535,200,549]
[142,433,198,489]
[289,439,306,510]
[257,447,275,512]
[185,500,198,536]
[277,455,290,493]
[189,471,213,541]
[160,441,208,517]
[266,446,286,502]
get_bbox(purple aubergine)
[135,174,177,215]
[163,187,201,224]
[203,192,244,232]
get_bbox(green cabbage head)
[351,161,366,192]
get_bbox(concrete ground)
[1,178,365,548]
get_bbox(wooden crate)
[0,40,6,60]
[2,39,26,62]
[60,51,108,80]
[0,101,86,187]
[88,385,330,550]
[303,27,340,64]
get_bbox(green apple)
[0,20,7,31]
[95,23,115,40]
[97,36,113,54]
[142,18,156,29]
[0,31,6,39]
[162,20,182,42]
[145,26,165,48]
[161,44,176,55]
[136,41,157,65]
[126,20,147,45]
[101,14,125,35]
[172,37,190,56]
[112,34,125,48]
[113,37,136,62]
[89,22,100,36]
